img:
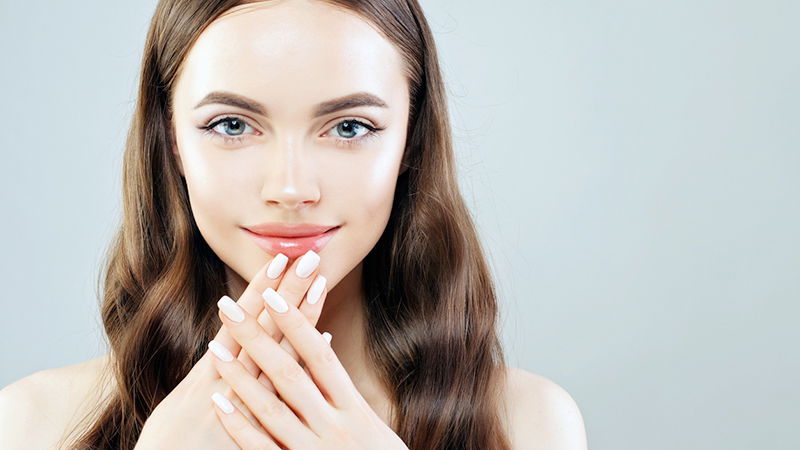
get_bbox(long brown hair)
[66,1,512,448]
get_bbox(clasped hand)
[210,250,407,449]
[135,251,407,450]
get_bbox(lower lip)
[243,226,340,259]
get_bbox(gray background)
[1,1,797,449]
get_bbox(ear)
[172,145,185,177]
[398,147,411,176]
[168,124,185,177]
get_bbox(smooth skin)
[0,0,588,448]
[169,1,412,427]
[135,252,330,449]
[210,251,407,449]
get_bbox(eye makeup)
[197,115,385,148]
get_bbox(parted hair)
[65,1,512,448]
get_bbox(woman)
[0,0,587,448]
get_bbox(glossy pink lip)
[243,225,340,259]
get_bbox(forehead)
[174,1,407,113]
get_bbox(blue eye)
[200,116,255,145]
[199,116,384,147]
[325,119,383,148]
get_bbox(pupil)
[227,119,243,134]
[340,121,356,137]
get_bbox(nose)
[260,137,320,211]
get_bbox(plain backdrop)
[1,1,798,449]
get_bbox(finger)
[258,372,277,392]
[274,250,322,306]
[256,284,328,396]
[297,331,332,376]
[211,391,282,450]
[199,254,288,378]
[217,289,329,411]
[237,253,291,377]
[221,327,325,435]
[215,296,336,434]
[209,341,323,448]
[223,385,270,433]
[278,275,328,360]
[262,287,359,410]
[241,250,322,379]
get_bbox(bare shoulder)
[502,366,588,450]
[0,354,114,450]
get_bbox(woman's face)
[170,1,410,288]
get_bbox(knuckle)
[282,284,307,303]
[238,322,262,343]
[327,423,356,445]
[316,346,338,366]
[283,312,306,332]
[228,416,250,433]
[279,362,307,383]
[255,396,289,418]
[215,362,233,379]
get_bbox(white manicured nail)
[322,332,332,343]
[266,253,289,279]
[295,250,320,278]
[208,340,233,362]
[306,276,326,305]
[217,295,244,322]
[262,288,288,313]
[211,392,234,414]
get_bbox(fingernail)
[211,392,234,414]
[295,250,320,278]
[322,332,332,343]
[266,253,289,279]
[306,275,326,305]
[208,340,234,362]
[217,295,245,322]
[262,288,288,313]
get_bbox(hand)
[209,252,409,450]
[134,252,324,449]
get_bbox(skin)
[208,254,408,448]
[0,1,590,448]
[170,0,411,420]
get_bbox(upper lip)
[243,222,339,237]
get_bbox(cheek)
[315,145,401,278]
[178,142,255,244]
[173,123,405,286]
[341,155,397,219]
[325,142,401,223]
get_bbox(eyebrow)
[193,91,388,118]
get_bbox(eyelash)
[198,116,384,148]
